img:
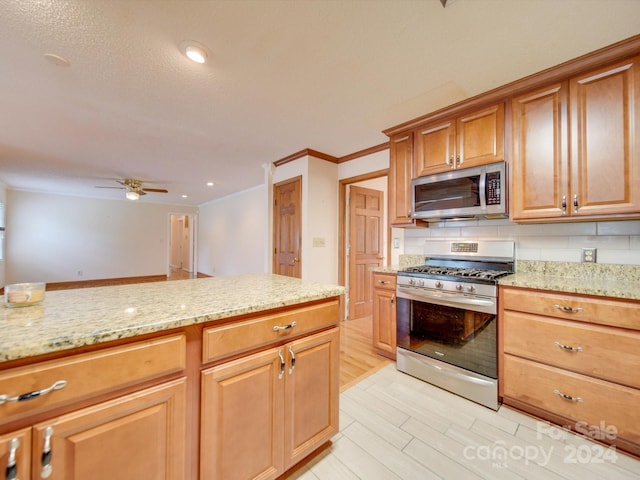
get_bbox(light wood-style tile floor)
[284,319,640,479]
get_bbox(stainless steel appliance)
[396,240,515,410]
[411,161,507,221]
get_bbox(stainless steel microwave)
[411,161,507,221]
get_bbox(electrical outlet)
[582,248,597,263]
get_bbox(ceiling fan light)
[126,191,140,201]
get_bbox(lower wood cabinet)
[500,286,640,456]
[372,272,397,359]
[0,378,187,480]
[200,327,340,480]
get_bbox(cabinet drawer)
[504,311,640,388]
[203,300,339,363]
[372,272,396,291]
[0,334,186,425]
[503,355,640,445]
[501,288,640,330]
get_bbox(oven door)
[396,291,497,379]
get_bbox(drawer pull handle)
[378,280,391,285]
[554,341,583,352]
[6,438,19,480]
[278,350,285,380]
[273,321,297,332]
[40,426,54,479]
[288,346,296,375]
[0,380,67,405]
[553,304,584,314]
[553,389,583,403]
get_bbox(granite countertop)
[0,274,346,364]
[498,261,640,301]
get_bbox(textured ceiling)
[1,0,639,206]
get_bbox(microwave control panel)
[486,172,501,205]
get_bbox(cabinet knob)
[553,341,584,352]
[561,195,567,215]
[40,426,54,479]
[573,194,579,213]
[456,154,461,167]
[0,379,67,405]
[288,346,296,375]
[553,304,584,314]
[553,389,583,403]
[5,438,19,480]
[278,350,285,380]
[448,156,454,169]
[407,211,412,219]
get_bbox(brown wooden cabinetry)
[200,327,339,480]
[511,56,640,221]
[388,132,417,226]
[0,335,188,480]
[372,272,397,359]
[500,286,640,456]
[414,103,505,176]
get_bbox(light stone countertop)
[0,274,345,364]
[498,261,640,301]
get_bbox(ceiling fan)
[95,179,169,200]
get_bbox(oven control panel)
[450,242,478,253]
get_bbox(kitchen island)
[0,274,345,480]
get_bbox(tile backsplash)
[397,218,640,266]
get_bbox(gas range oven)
[396,240,515,410]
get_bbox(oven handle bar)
[413,351,495,386]
[396,286,496,311]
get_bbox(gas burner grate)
[401,265,512,281]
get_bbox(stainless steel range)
[396,240,515,410]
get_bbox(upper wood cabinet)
[414,103,505,176]
[511,56,640,221]
[388,132,416,227]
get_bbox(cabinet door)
[415,120,455,176]
[388,132,416,226]
[32,379,186,480]
[0,428,31,480]
[511,84,569,220]
[457,103,505,169]
[284,328,339,470]
[372,287,396,359]
[570,56,640,216]
[201,348,284,480]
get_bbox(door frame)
[167,212,198,276]
[338,169,389,319]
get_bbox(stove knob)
[466,285,476,293]
[456,284,463,291]
[418,279,425,287]
[435,281,443,289]
[409,278,415,285]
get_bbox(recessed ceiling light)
[179,41,209,64]
[206,182,214,187]
[182,194,188,198]
[44,53,70,67]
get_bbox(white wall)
[273,155,339,283]
[305,157,338,283]
[5,190,197,285]
[402,218,640,266]
[337,149,389,180]
[197,185,267,277]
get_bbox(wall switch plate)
[582,247,597,263]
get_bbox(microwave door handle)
[479,170,487,209]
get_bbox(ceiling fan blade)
[142,188,169,193]
[95,186,126,189]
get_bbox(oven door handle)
[397,287,495,308]
[423,358,495,386]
